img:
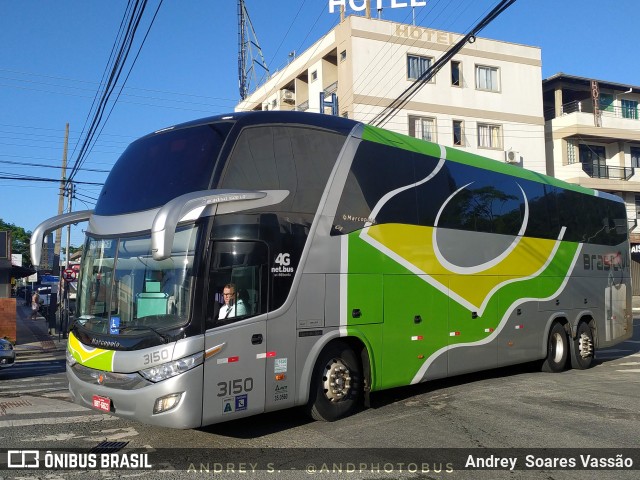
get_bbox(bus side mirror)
[30,210,93,266]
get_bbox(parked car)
[0,338,16,369]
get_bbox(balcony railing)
[324,81,338,95]
[296,100,309,112]
[555,100,639,120]
[582,163,634,180]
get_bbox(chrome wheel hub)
[578,332,593,359]
[552,332,565,363]
[322,358,352,402]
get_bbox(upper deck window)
[95,122,233,215]
[219,125,346,215]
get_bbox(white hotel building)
[236,14,546,173]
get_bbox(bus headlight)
[153,393,183,414]
[139,352,203,383]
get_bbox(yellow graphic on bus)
[367,223,561,309]
[68,331,116,372]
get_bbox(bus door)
[201,240,269,425]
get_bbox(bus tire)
[570,321,594,370]
[541,322,568,373]
[307,341,363,422]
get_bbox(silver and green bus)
[31,111,632,428]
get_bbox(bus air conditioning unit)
[281,89,295,104]
[504,150,521,165]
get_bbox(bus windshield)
[76,225,199,336]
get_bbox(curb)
[16,351,66,357]
[13,347,66,355]
[14,342,68,357]
[15,349,67,359]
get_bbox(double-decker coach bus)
[31,111,632,428]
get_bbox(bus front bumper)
[67,363,204,429]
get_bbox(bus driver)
[218,283,246,319]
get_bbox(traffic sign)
[62,269,77,282]
[41,274,59,284]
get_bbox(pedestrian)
[31,291,40,320]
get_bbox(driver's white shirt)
[218,300,246,319]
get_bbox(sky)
[1,0,639,257]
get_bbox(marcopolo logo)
[328,0,426,14]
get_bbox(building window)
[566,139,577,164]
[621,99,638,119]
[475,65,499,92]
[451,61,461,87]
[453,120,464,146]
[631,146,640,168]
[340,50,347,62]
[407,54,433,81]
[477,123,502,149]
[409,115,437,142]
[599,93,614,112]
[311,70,318,82]
[636,195,640,219]
[579,144,606,178]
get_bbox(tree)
[0,218,32,266]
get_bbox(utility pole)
[65,182,73,269]
[50,123,69,335]
[62,181,73,339]
[54,123,69,266]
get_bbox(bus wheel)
[307,342,363,422]
[571,322,594,370]
[541,322,568,373]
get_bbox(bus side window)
[206,240,269,329]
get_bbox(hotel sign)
[394,24,456,45]
[329,0,426,13]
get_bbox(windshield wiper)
[78,316,108,326]
[117,325,169,344]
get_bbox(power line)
[352,0,484,122]
[68,0,137,164]
[370,0,518,128]
[74,0,165,182]
[0,158,110,173]
[68,0,150,182]
[0,173,103,185]
[67,0,163,186]
[0,70,240,103]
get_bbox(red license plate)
[92,394,111,412]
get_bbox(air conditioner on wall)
[504,150,521,165]
[281,89,295,104]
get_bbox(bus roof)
[145,110,359,139]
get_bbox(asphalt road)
[0,320,639,480]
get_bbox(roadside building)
[542,73,640,292]
[236,14,546,173]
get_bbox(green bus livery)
[31,111,632,428]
